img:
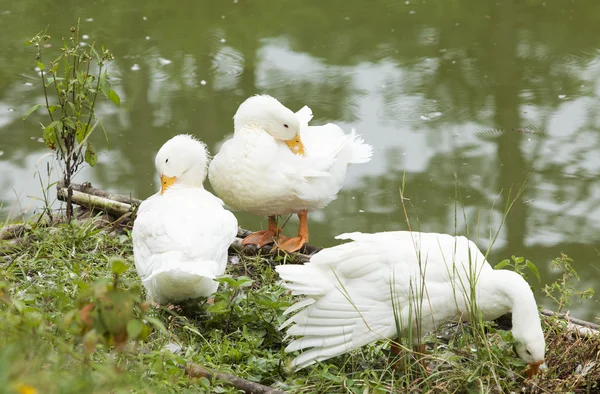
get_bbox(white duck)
[132,134,238,304]
[208,95,372,253]
[275,231,546,376]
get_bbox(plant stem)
[83,61,102,141]
[38,49,54,123]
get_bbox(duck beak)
[525,360,544,378]
[160,174,177,194]
[285,134,305,156]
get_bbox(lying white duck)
[132,134,238,304]
[275,231,545,376]
[208,95,372,253]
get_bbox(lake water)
[1,0,599,319]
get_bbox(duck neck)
[492,270,541,332]
[178,165,207,189]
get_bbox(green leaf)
[51,61,60,75]
[90,45,101,61]
[108,89,120,107]
[214,275,253,288]
[525,260,541,282]
[145,316,167,333]
[494,259,511,270]
[36,60,45,71]
[48,105,60,115]
[24,40,32,47]
[46,76,64,86]
[63,117,77,131]
[84,143,97,166]
[206,300,229,314]
[42,121,62,150]
[109,256,128,275]
[126,319,144,339]
[99,72,110,95]
[22,104,43,120]
[75,124,86,144]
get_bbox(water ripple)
[378,96,467,125]
[210,46,244,83]
[475,123,547,141]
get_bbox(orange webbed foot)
[273,236,308,253]
[274,234,290,245]
[241,230,279,248]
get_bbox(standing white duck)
[275,231,546,376]
[208,95,372,253]
[132,134,238,304]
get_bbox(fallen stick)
[184,363,285,394]
[57,187,134,218]
[541,309,599,337]
[57,180,142,206]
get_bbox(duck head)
[513,326,546,377]
[233,94,304,155]
[154,134,209,194]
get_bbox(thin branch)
[183,363,285,394]
[56,187,133,218]
[540,308,599,337]
[57,180,141,205]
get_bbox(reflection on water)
[1,0,599,318]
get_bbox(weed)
[495,255,541,284]
[543,253,595,314]
[23,21,120,220]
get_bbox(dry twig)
[184,363,285,394]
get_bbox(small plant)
[23,21,120,220]
[543,253,594,314]
[495,255,541,283]
[64,256,161,353]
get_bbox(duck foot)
[273,236,308,253]
[242,230,279,247]
[272,210,309,253]
[241,216,281,247]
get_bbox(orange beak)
[525,360,544,378]
[160,174,177,194]
[284,134,305,156]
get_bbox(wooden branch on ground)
[541,308,599,337]
[57,180,142,206]
[57,184,135,218]
[184,363,285,394]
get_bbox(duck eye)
[283,124,289,128]
[526,349,531,355]
[165,158,169,163]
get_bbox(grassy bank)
[1,217,599,393]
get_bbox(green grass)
[1,217,599,393]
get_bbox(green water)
[1,0,599,318]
